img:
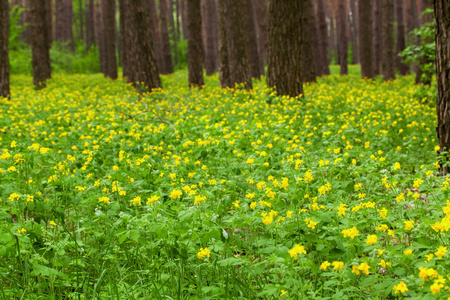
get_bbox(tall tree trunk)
[46,0,52,45]
[176,0,181,42]
[223,0,252,89]
[318,0,330,74]
[55,0,74,50]
[101,0,117,79]
[359,0,374,79]
[373,0,382,74]
[180,0,188,39]
[311,1,323,76]
[119,0,128,78]
[187,0,204,87]
[243,0,262,79]
[95,1,106,74]
[79,0,83,40]
[381,0,395,81]
[0,0,9,99]
[434,0,450,173]
[122,0,161,90]
[301,0,316,82]
[253,0,268,76]
[349,0,359,64]
[29,0,51,89]
[168,0,178,67]
[160,0,174,74]
[396,0,408,75]
[217,0,231,87]
[267,0,302,97]
[338,0,348,74]
[204,0,218,76]
[85,0,95,51]
[148,0,165,74]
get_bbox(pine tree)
[359,0,374,79]
[0,0,9,99]
[381,0,395,81]
[187,0,204,87]
[101,0,118,79]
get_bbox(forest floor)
[0,69,446,299]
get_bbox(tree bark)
[359,0,374,79]
[223,0,252,89]
[85,0,95,51]
[122,0,161,90]
[29,0,51,89]
[180,0,188,39]
[381,0,395,81]
[119,0,128,78]
[204,0,218,76]
[373,0,381,74]
[148,0,165,74]
[45,0,52,45]
[243,0,262,79]
[187,0,204,87]
[396,0,408,75]
[0,0,9,99]
[78,0,83,40]
[55,0,74,51]
[318,0,330,74]
[217,0,231,87]
[338,0,348,75]
[301,0,316,82]
[101,0,117,79]
[434,0,450,173]
[267,0,303,97]
[253,0,268,76]
[160,0,174,74]
[168,0,178,67]
[95,1,106,74]
[349,0,359,64]
[311,1,323,76]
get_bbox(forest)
[0,0,450,299]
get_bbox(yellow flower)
[393,281,408,294]
[435,246,447,259]
[288,244,306,259]
[16,228,26,234]
[404,249,413,256]
[232,200,239,208]
[404,220,414,230]
[419,267,438,282]
[246,193,255,199]
[342,227,359,239]
[250,202,257,209]
[352,262,370,275]
[98,196,110,204]
[320,261,331,271]
[280,290,287,297]
[261,213,273,225]
[331,261,344,270]
[366,235,377,246]
[393,162,401,170]
[9,193,21,202]
[435,146,440,152]
[246,158,255,164]
[170,189,182,199]
[112,165,119,171]
[430,282,443,295]
[377,259,391,268]
[378,207,388,219]
[197,247,211,259]
[130,196,141,206]
[286,210,293,218]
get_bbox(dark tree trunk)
[119,0,128,78]
[101,0,117,79]
[29,0,51,89]
[338,0,348,75]
[180,0,188,39]
[434,0,450,173]
[0,0,9,99]
[301,0,316,82]
[122,0,161,90]
[267,0,303,97]
[332,1,340,65]
[311,1,323,76]
[381,0,395,81]
[55,0,74,51]
[148,0,165,74]
[168,0,178,67]
[187,0,204,87]
[396,0,408,75]
[45,0,52,45]
[253,0,268,76]
[318,0,330,74]
[176,0,181,42]
[79,0,83,40]
[85,0,95,51]
[223,0,252,89]
[373,0,381,74]
[359,0,374,79]
[349,0,359,64]
[243,0,262,79]
[160,0,174,74]
[217,0,231,87]
[204,0,218,75]
[95,1,106,74]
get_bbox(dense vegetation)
[0,68,446,299]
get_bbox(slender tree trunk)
[373,0,382,74]
[101,0,117,79]
[359,0,374,78]
[180,0,188,39]
[55,0,74,50]
[122,0,161,90]
[204,0,218,75]
[301,0,316,82]
[349,0,359,64]
[243,0,262,79]
[434,0,450,173]
[119,0,128,78]
[29,0,51,89]
[85,0,95,51]
[381,0,395,81]
[0,0,9,99]
[187,0,204,87]
[168,0,178,67]
[318,0,330,74]
[217,0,231,87]
[176,0,181,42]
[311,1,323,76]
[95,1,106,74]
[223,0,252,89]
[253,0,267,76]
[79,0,83,40]
[160,0,174,74]
[148,0,165,74]
[396,0,408,75]
[338,0,348,74]
[332,1,340,65]
[267,0,302,97]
